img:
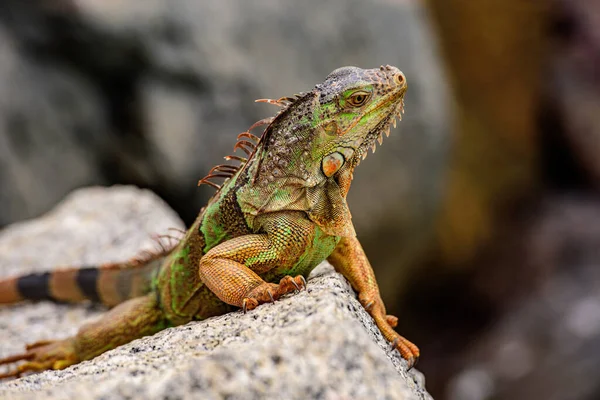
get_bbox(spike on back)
[233,140,255,156]
[255,93,305,109]
[197,116,275,191]
[198,90,311,191]
[224,155,247,163]
[100,233,180,270]
[237,132,260,143]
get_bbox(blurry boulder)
[425,0,548,266]
[551,0,600,188]
[448,197,600,400]
[0,23,109,226]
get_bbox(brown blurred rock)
[425,0,548,265]
[447,197,600,400]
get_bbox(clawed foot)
[390,332,420,369]
[0,339,78,379]
[242,275,307,313]
[360,294,420,369]
[380,313,419,369]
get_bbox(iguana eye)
[347,91,371,107]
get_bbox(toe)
[242,297,259,313]
[386,314,398,328]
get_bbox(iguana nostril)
[394,72,405,86]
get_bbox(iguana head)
[311,65,407,172]
[255,65,407,185]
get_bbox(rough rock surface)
[0,186,432,400]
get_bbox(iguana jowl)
[0,65,419,378]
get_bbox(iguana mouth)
[357,96,405,161]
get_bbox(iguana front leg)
[327,236,420,367]
[199,212,312,312]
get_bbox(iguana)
[0,65,419,379]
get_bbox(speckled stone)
[0,186,432,400]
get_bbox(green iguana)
[0,65,419,379]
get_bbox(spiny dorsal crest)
[197,91,310,191]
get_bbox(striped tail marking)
[0,238,178,307]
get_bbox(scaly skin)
[0,65,419,379]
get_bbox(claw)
[386,314,398,328]
[242,275,306,313]
[390,336,419,370]
[411,355,419,369]
[403,353,419,370]
[291,280,301,291]
[299,275,307,290]
[241,297,259,313]
[365,300,375,311]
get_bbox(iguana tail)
[0,246,174,308]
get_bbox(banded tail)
[0,243,176,308]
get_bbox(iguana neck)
[251,92,324,189]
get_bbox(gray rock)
[0,186,432,400]
[0,24,110,227]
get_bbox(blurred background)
[0,0,598,398]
